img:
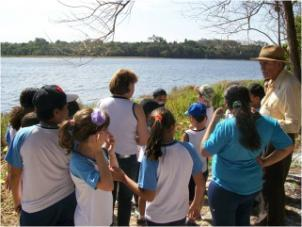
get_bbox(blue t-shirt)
[204,116,292,195]
[70,152,101,189]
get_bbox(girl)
[201,85,293,226]
[112,107,204,226]
[59,108,118,226]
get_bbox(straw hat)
[253,45,288,63]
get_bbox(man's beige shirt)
[260,69,301,134]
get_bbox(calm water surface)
[1,57,262,112]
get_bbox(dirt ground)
[1,154,301,226]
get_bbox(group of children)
[4,68,280,226]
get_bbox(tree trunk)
[282,1,301,82]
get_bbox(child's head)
[152,88,167,106]
[146,107,176,160]
[140,99,161,124]
[197,84,214,106]
[33,85,69,124]
[21,112,39,127]
[248,83,265,109]
[19,87,39,112]
[59,108,110,153]
[185,103,207,126]
[9,106,26,131]
[67,94,80,118]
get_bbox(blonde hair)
[59,108,110,153]
[109,69,138,95]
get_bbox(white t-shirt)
[185,128,207,172]
[5,125,74,213]
[138,141,203,223]
[98,96,138,156]
[70,152,112,226]
[206,106,214,127]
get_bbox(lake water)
[1,57,263,113]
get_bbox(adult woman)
[201,85,293,226]
[98,69,149,226]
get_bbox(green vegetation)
[1,37,265,59]
[0,80,262,155]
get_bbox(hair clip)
[91,109,106,126]
[68,119,75,126]
[154,114,163,123]
[232,100,242,109]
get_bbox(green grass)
[0,80,263,154]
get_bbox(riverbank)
[1,80,301,226]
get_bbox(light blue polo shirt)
[204,116,293,195]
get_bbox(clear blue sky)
[0,0,270,43]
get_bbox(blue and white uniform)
[138,141,203,224]
[70,152,113,226]
[185,128,207,173]
[5,125,74,213]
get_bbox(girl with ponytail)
[59,108,118,226]
[112,107,204,226]
[200,85,293,226]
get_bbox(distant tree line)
[1,36,266,59]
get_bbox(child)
[112,107,205,226]
[182,102,208,225]
[5,85,76,226]
[21,112,39,128]
[59,108,118,226]
[249,83,265,112]
[196,84,215,126]
[152,88,167,106]
[136,99,160,225]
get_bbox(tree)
[185,0,301,82]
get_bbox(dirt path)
[1,156,301,226]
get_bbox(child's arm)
[10,166,22,213]
[181,132,189,142]
[103,133,119,168]
[188,172,205,220]
[111,167,156,202]
[134,104,150,146]
[95,150,114,191]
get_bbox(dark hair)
[224,85,261,150]
[19,88,38,110]
[33,85,67,122]
[192,115,207,123]
[35,106,64,122]
[152,88,167,98]
[59,108,110,153]
[21,112,39,127]
[249,83,265,100]
[146,107,176,160]
[68,101,81,118]
[9,106,26,130]
[140,99,161,116]
[109,69,138,95]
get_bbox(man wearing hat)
[254,45,301,225]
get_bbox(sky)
[0,0,271,43]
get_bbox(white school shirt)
[5,125,74,213]
[98,96,138,156]
[185,128,207,172]
[138,141,203,223]
[70,152,112,226]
